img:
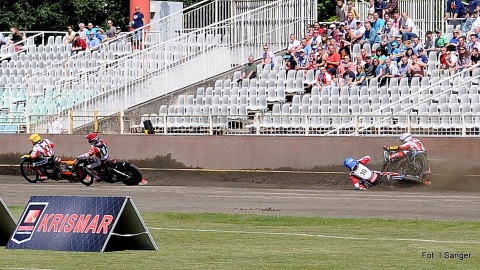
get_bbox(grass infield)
[1,207,479,270]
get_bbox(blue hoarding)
[6,196,157,252]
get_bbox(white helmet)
[399,132,412,143]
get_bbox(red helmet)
[85,133,99,145]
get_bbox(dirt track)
[1,169,480,222]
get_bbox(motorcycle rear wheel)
[121,164,143,186]
[20,160,39,183]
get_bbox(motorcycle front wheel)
[411,153,428,178]
[76,162,93,186]
[20,159,39,183]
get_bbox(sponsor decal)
[11,202,48,244]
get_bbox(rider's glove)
[21,154,30,159]
[383,145,389,150]
[77,154,88,160]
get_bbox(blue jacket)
[468,0,480,14]
[447,0,466,17]
[365,28,381,45]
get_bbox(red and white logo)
[10,202,48,244]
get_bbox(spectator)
[470,47,480,64]
[404,44,415,60]
[0,32,6,46]
[315,66,336,88]
[295,49,309,70]
[355,53,366,67]
[351,21,366,44]
[87,32,101,51]
[383,13,394,24]
[447,29,461,51]
[407,54,427,79]
[304,32,313,47]
[368,0,375,15]
[313,22,321,34]
[385,0,399,17]
[311,31,321,48]
[360,48,369,61]
[423,31,436,54]
[7,27,24,51]
[86,22,103,41]
[366,57,380,78]
[362,21,381,45]
[462,12,477,33]
[412,36,423,53]
[418,48,429,63]
[398,55,410,77]
[238,55,257,83]
[315,46,329,69]
[379,58,399,86]
[284,48,298,70]
[132,5,145,50]
[336,0,346,22]
[325,44,341,75]
[468,0,480,14]
[457,35,468,51]
[439,46,450,69]
[339,64,356,87]
[372,12,386,33]
[287,34,301,51]
[389,41,402,61]
[399,12,418,41]
[445,0,467,21]
[355,65,368,86]
[329,24,340,43]
[306,24,314,36]
[373,48,388,61]
[78,23,87,41]
[261,44,275,68]
[64,26,76,45]
[446,51,458,74]
[345,12,357,29]
[104,20,117,42]
[337,55,356,77]
[339,24,353,57]
[297,38,312,57]
[434,29,449,50]
[468,33,480,51]
[71,33,87,54]
[347,1,360,19]
[384,21,400,53]
[454,46,471,73]
[392,12,401,29]
[374,0,386,18]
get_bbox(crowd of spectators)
[281,0,480,92]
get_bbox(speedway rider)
[383,133,426,162]
[24,133,55,180]
[343,156,381,190]
[76,133,109,181]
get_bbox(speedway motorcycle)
[74,158,143,186]
[381,148,429,178]
[363,171,431,189]
[20,154,77,183]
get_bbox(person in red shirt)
[325,44,341,76]
[71,33,87,54]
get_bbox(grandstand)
[2,0,479,137]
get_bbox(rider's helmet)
[343,157,358,171]
[399,132,412,143]
[29,133,42,145]
[85,133,100,145]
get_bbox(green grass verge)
[1,207,479,270]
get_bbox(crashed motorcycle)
[74,158,143,186]
[381,147,429,178]
[20,154,77,183]
[363,171,431,189]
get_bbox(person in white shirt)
[287,34,300,51]
[399,12,418,41]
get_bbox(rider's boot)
[86,166,101,182]
[35,168,47,180]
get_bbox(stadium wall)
[1,135,478,174]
